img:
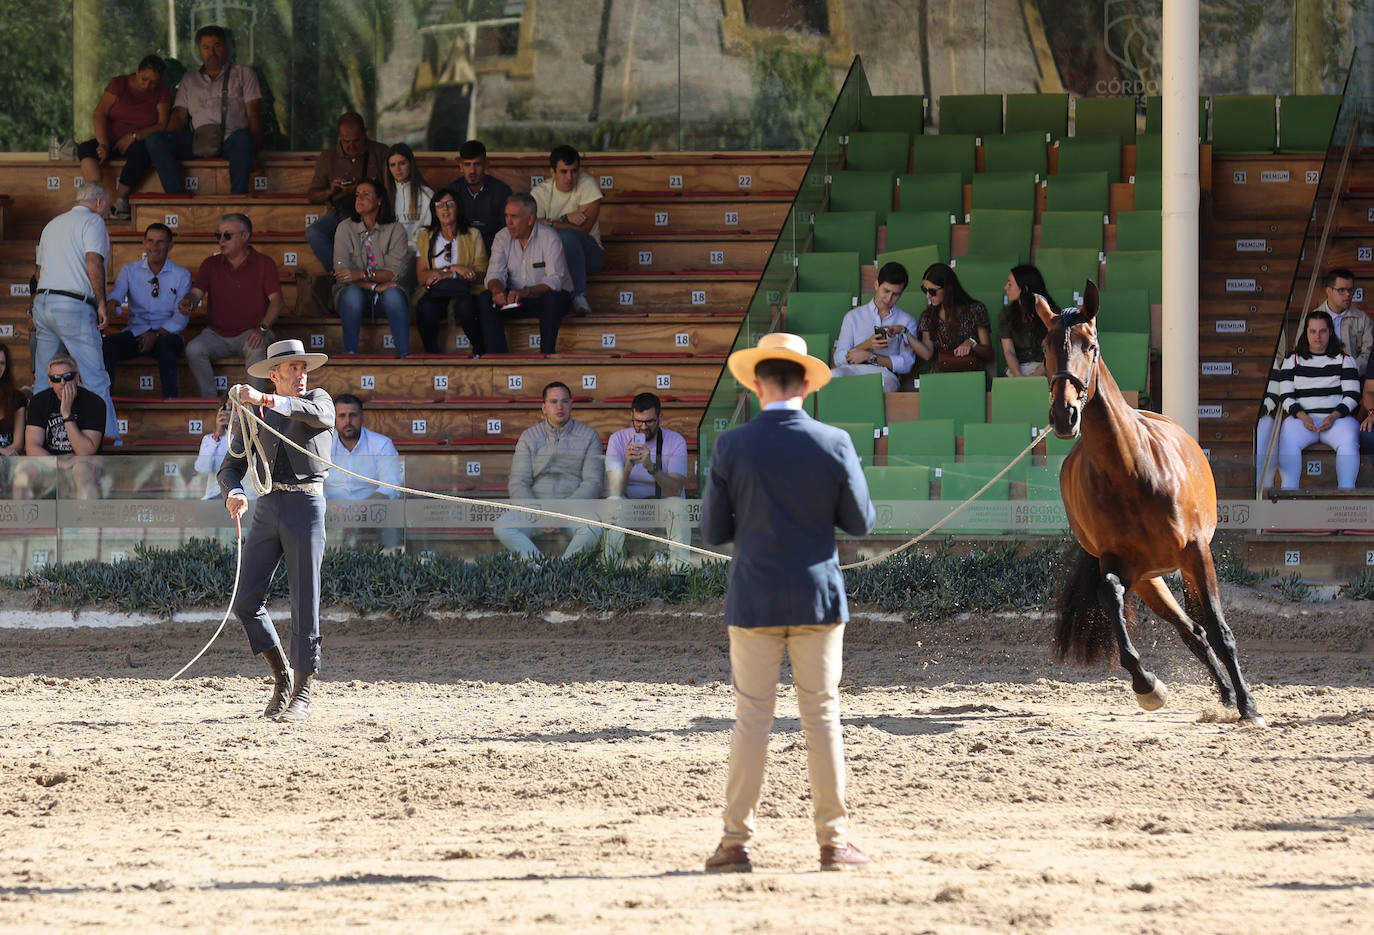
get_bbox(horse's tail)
[1052,543,1125,667]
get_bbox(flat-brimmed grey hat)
[247,338,329,379]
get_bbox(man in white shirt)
[602,392,691,570]
[31,181,120,442]
[828,262,919,392]
[325,393,402,549]
[1315,268,1372,375]
[531,144,603,316]
[478,193,573,353]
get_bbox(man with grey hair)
[32,180,120,442]
[179,212,283,395]
[477,191,573,354]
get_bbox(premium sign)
[1215,320,1248,332]
[1225,279,1257,291]
[1235,239,1267,252]
[1201,362,1234,375]
[1260,170,1291,183]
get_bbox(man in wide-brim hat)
[219,339,335,723]
[699,332,877,873]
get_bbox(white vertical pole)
[168,0,177,60]
[1161,0,1200,437]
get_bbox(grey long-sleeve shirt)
[507,418,603,500]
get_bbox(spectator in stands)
[1255,359,1283,489]
[305,113,391,272]
[102,222,192,397]
[332,179,411,357]
[1276,309,1361,490]
[532,144,603,316]
[0,342,26,459]
[193,393,256,501]
[478,193,573,354]
[32,181,121,443]
[1000,265,1059,378]
[906,262,993,376]
[415,186,487,354]
[77,54,171,221]
[829,261,917,392]
[603,392,690,569]
[325,393,402,549]
[1314,268,1371,376]
[145,25,262,195]
[385,143,433,290]
[498,381,604,560]
[457,139,512,251]
[13,353,104,500]
[180,212,282,396]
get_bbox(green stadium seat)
[982,131,1050,177]
[963,422,1036,481]
[785,291,854,335]
[1027,460,1065,501]
[1038,210,1106,252]
[829,171,896,224]
[886,418,956,465]
[1055,135,1122,183]
[1073,96,1136,145]
[990,377,1050,427]
[936,459,1011,507]
[1131,171,1162,210]
[875,244,941,279]
[1115,209,1161,251]
[1097,288,1150,334]
[939,94,1003,137]
[897,172,963,216]
[795,332,834,365]
[951,254,1017,313]
[967,209,1033,265]
[826,421,878,465]
[797,251,860,295]
[1134,133,1162,172]
[1104,250,1161,303]
[1098,330,1150,395]
[861,94,926,135]
[1278,94,1341,153]
[1144,96,1209,139]
[886,210,953,264]
[864,465,933,504]
[1034,247,1102,305]
[818,370,886,426]
[1044,171,1109,213]
[915,371,985,434]
[846,131,912,173]
[1005,93,1069,139]
[1211,95,1276,153]
[813,210,877,265]
[910,135,978,184]
[970,171,1037,212]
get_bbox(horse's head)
[1030,280,1101,439]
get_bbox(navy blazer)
[218,388,336,496]
[701,407,875,628]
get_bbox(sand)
[1,586,1372,933]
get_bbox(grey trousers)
[186,327,273,397]
[232,490,326,673]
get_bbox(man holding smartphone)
[828,261,918,392]
[603,392,690,569]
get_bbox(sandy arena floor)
[1,586,1372,933]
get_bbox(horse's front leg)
[1134,575,1234,707]
[1184,545,1265,726]
[1097,563,1168,711]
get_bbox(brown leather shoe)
[819,842,871,871]
[704,842,752,873]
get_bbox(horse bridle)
[1048,312,1100,400]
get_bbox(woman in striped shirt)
[1277,309,1362,489]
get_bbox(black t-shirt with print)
[25,387,105,454]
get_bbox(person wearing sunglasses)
[13,354,104,500]
[179,212,283,396]
[414,185,488,354]
[828,261,918,392]
[102,223,191,397]
[1313,268,1371,376]
[906,262,993,378]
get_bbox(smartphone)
[873,325,886,338]
[631,432,646,446]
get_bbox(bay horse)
[1035,282,1264,725]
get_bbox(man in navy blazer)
[700,332,876,873]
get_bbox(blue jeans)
[145,127,257,194]
[337,285,411,355]
[32,292,121,441]
[76,138,153,191]
[556,227,603,299]
[477,289,571,354]
[305,210,342,271]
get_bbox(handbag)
[191,67,231,157]
[933,350,982,373]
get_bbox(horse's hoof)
[1135,681,1168,711]
[1240,715,1267,728]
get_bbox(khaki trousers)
[722,623,848,847]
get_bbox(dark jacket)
[218,388,335,495]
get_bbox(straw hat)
[726,331,832,391]
[246,339,330,379]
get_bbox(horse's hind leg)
[1134,576,1235,707]
[1098,564,1167,710]
[1183,544,1264,725]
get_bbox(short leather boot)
[260,645,293,719]
[275,672,314,723]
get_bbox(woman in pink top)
[77,55,172,220]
